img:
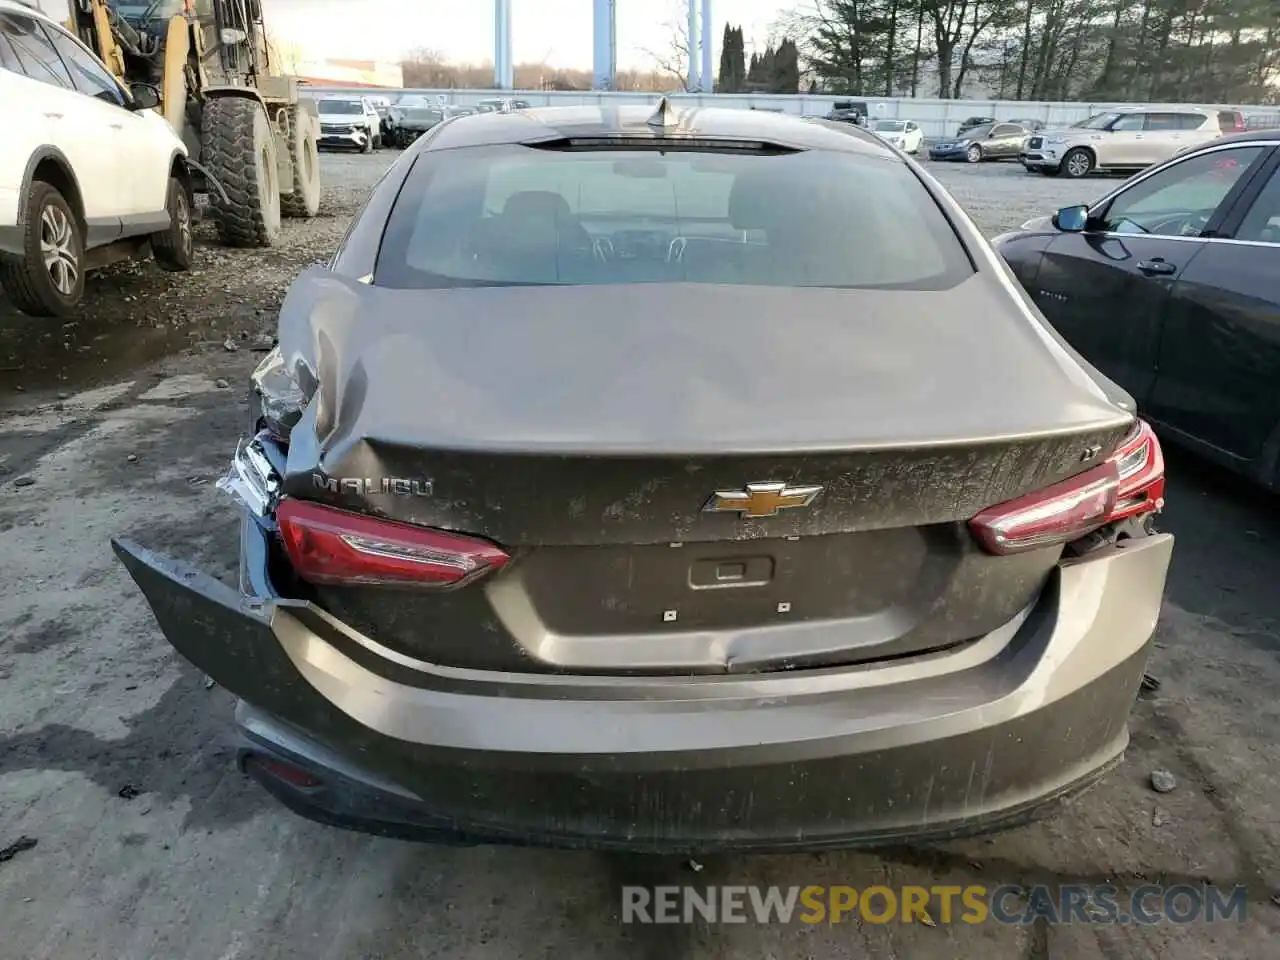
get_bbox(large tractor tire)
[202,96,281,247]
[280,106,321,219]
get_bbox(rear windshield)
[375,145,973,290]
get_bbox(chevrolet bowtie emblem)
[703,482,824,518]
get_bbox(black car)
[929,122,1030,163]
[386,99,446,148]
[996,132,1280,488]
[825,99,869,126]
[956,116,997,136]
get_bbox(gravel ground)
[0,152,382,396]
[1,151,1277,960]
[924,159,1110,234]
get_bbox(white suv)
[317,96,382,152]
[0,0,194,317]
[1020,109,1226,179]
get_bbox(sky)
[263,0,796,70]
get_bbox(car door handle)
[1137,258,1177,276]
[109,122,124,130]
[44,112,63,119]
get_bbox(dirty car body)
[114,105,1174,852]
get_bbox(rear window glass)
[375,145,973,290]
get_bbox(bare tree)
[642,0,693,91]
[616,67,685,91]
[771,2,824,87]
[402,48,468,88]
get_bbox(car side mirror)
[129,83,160,110]
[1053,205,1090,232]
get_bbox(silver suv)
[1020,109,1225,178]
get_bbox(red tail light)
[1108,419,1165,521]
[969,419,1165,556]
[276,500,509,587]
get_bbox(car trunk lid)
[266,272,1131,674]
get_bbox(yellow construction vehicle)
[65,0,321,247]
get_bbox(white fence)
[303,87,1280,140]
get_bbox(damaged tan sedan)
[114,103,1173,852]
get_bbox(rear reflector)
[276,499,509,587]
[244,754,323,789]
[969,419,1165,556]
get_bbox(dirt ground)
[0,153,1277,959]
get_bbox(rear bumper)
[113,525,1173,852]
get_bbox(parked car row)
[924,108,1247,174]
[376,96,531,149]
[1020,108,1246,177]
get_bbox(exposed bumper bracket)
[217,434,281,518]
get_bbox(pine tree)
[772,38,801,93]
[752,45,777,89]
[718,23,735,92]
[729,26,746,91]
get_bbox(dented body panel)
[258,272,1137,672]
